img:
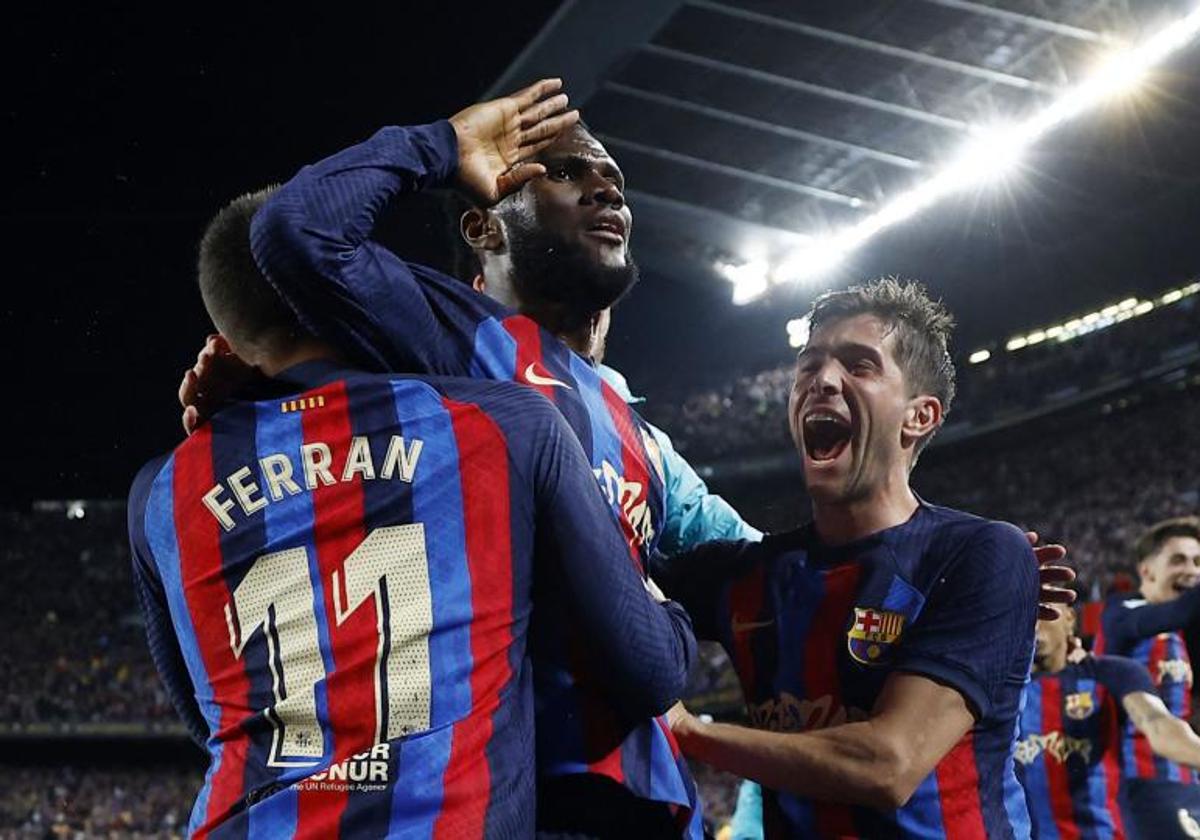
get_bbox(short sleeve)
[895,521,1038,720]
[1095,655,1157,701]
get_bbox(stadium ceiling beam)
[484,0,686,102]
[643,43,970,132]
[624,188,811,245]
[603,82,924,170]
[597,134,870,209]
[688,0,1058,93]
[914,0,1117,45]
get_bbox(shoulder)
[128,453,173,523]
[917,505,1033,571]
[1092,654,1156,695]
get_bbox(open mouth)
[802,410,853,463]
[586,216,626,244]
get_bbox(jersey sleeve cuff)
[895,655,992,720]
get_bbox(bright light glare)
[734,6,1200,302]
[786,314,812,348]
[969,349,991,364]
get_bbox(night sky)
[8,3,1200,503]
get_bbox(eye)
[548,165,573,180]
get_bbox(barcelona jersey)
[1094,592,1198,784]
[128,363,696,838]
[1017,655,1155,839]
[251,121,700,830]
[655,501,1039,839]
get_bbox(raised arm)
[249,80,578,373]
[1106,586,1200,649]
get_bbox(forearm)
[1118,588,1200,641]
[1146,716,1200,768]
[673,716,912,810]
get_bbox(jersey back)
[129,366,548,839]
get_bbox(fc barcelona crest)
[847,607,906,666]
[1065,691,1096,720]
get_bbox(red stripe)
[1133,636,1168,778]
[296,382,369,835]
[432,398,516,839]
[1080,602,1104,640]
[599,381,655,573]
[1040,679,1079,839]
[174,426,252,837]
[1099,688,1126,836]
[806,563,861,838]
[505,316,558,402]
[934,734,987,839]
[728,563,766,700]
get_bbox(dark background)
[7,2,1200,503]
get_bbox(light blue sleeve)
[647,420,764,553]
[729,779,764,840]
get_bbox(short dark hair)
[808,278,957,455]
[1135,516,1200,563]
[197,187,307,350]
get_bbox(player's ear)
[461,207,505,254]
[901,394,942,447]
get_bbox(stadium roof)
[494,3,1195,279]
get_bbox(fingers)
[1024,530,1038,547]
[495,162,546,198]
[179,368,198,408]
[511,77,562,110]
[1039,605,1066,622]
[1038,564,1076,584]
[182,405,200,436]
[1039,584,1077,604]
[518,110,581,157]
[519,92,570,129]
[1033,544,1068,564]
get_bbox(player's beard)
[507,227,640,317]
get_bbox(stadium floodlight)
[786,314,813,348]
[719,258,770,305]
[733,5,1200,302]
[1134,300,1155,315]
[1162,289,1185,304]
[1006,336,1028,351]
[969,349,991,364]
[772,238,850,287]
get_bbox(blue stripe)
[388,727,456,839]
[243,787,299,838]
[570,352,622,474]
[1078,680,1114,835]
[389,379,469,831]
[896,772,947,838]
[144,457,219,836]
[469,317,518,382]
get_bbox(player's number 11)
[224,524,434,768]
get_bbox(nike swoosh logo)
[732,618,775,634]
[523,363,572,390]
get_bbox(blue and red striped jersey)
[127,362,695,839]
[655,501,1039,839]
[250,121,702,832]
[1016,655,1155,839]
[1094,591,1198,784]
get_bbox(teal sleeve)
[729,779,764,839]
[649,421,763,554]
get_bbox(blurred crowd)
[643,296,1199,462]
[0,765,200,838]
[0,508,174,727]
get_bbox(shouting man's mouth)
[802,409,854,463]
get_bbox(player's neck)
[476,271,603,359]
[812,480,920,546]
[256,341,342,379]
[1034,647,1068,674]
